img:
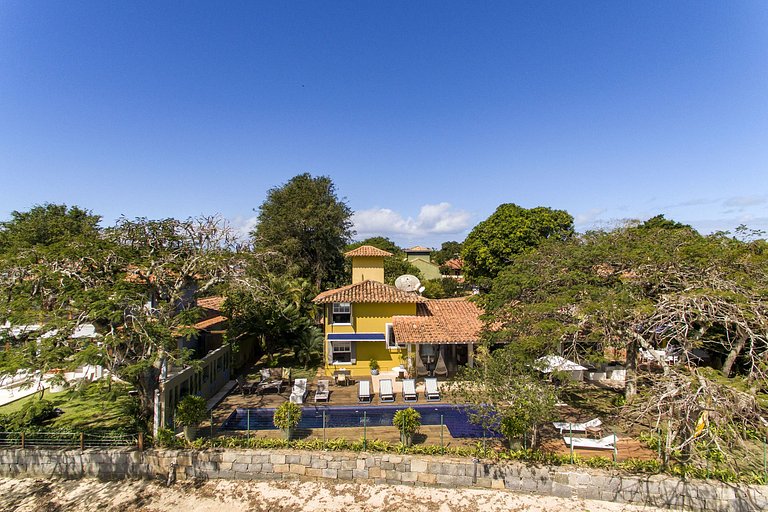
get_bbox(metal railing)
[0,431,140,449]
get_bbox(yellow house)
[313,245,484,378]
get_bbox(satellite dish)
[395,274,421,292]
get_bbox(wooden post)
[138,432,144,452]
[20,432,25,449]
[80,432,85,451]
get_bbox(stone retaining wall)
[0,448,766,511]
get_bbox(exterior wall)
[1,447,765,512]
[408,258,442,281]
[160,345,231,428]
[351,256,385,284]
[323,302,416,377]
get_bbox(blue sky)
[1,1,767,247]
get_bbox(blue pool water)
[220,404,498,438]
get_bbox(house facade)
[314,245,483,377]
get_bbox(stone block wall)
[0,448,766,512]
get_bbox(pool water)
[220,404,498,438]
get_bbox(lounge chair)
[552,418,602,433]
[402,378,417,402]
[379,379,395,402]
[424,377,440,401]
[235,375,255,395]
[358,380,372,403]
[289,378,308,404]
[434,350,448,377]
[563,434,617,450]
[314,380,330,402]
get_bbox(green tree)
[0,203,101,253]
[444,345,556,447]
[252,173,353,290]
[344,237,422,285]
[461,204,573,285]
[431,241,463,265]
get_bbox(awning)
[328,333,386,342]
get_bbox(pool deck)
[210,374,657,461]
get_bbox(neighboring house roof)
[536,355,587,372]
[405,246,432,253]
[197,296,225,311]
[442,258,463,271]
[313,280,427,304]
[194,296,227,331]
[392,298,484,344]
[194,315,227,331]
[344,245,393,258]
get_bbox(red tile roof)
[194,315,227,331]
[313,280,426,304]
[344,245,393,258]
[197,296,225,311]
[442,258,464,270]
[392,298,484,344]
[405,246,432,252]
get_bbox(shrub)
[175,395,207,427]
[393,407,421,446]
[273,401,302,431]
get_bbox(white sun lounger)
[358,380,372,402]
[563,434,617,450]
[402,378,417,402]
[552,418,602,433]
[289,378,307,404]
[379,379,395,402]
[425,377,440,401]
[314,380,330,402]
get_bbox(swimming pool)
[220,404,498,438]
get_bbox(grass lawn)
[245,350,321,382]
[0,381,137,431]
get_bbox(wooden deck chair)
[289,378,307,404]
[314,380,330,402]
[434,350,448,377]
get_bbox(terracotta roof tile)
[442,258,464,270]
[313,280,426,304]
[194,315,227,331]
[344,245,393,258]
[405,246,432,252]
[392,298,484,344]
[197,296,225,311]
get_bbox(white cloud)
[722,195,768,208]
[353,202,472,238]
[573,208,606,226]
[230,215,259,240]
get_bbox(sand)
[0,476,666,512]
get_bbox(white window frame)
[331,340,353,364]
[385,323,398,349]
[331,302,352,325]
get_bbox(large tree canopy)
[0,212,241,421]
[461,204,573,285]
[251,173,353,290]
[0,203,101,253]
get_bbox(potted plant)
[176,395,207,441]
[393,407,421,447]
[273,401,302,440]
[369,358,380,376]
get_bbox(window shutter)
[327,339,333,365]
[351,342,357,364]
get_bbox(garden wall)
[0,447,765,512]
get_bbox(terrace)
[209,368,656,461]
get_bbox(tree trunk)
[625,338,638,401]
[722,335,747,377]
[134,366,160,424]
